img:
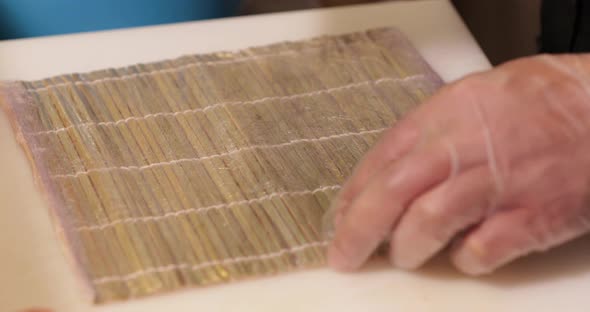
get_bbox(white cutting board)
[3,1,589,311]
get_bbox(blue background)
[0,0,240,40]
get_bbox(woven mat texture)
[0,28,442,302]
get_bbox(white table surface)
[4,1,589,312]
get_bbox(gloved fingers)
[327,145,451,271]
[324,77,474,232]
[390,165,497,269]
[450,207,537,275]
[325,118,419,231]
[450,199,590,275]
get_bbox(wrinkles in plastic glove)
[323,54,590,275]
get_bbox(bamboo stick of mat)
[0,27,443,303]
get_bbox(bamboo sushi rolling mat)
[0,27,443,303]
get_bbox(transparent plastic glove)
[325,54,590,275]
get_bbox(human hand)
[325,54,590,275]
